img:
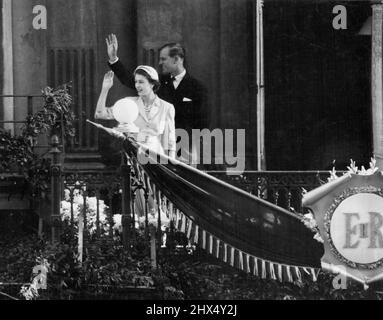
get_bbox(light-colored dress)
[107,95,176,155]
[107,95,176,220]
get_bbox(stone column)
[2,0,14,133]
[372,2,383,169]
[12,0,47,127]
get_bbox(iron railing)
[56,155,340,245]
[207,170,343,213]
[0,95,42,120]
[53,139,340,269]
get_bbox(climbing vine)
[0,84,75,199]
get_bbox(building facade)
[0,0,377,171]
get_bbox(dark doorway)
[264,0,372,170]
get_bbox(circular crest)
[325,186,383,269]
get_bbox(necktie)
[170,76,176,88]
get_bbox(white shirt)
[173,69,186,89]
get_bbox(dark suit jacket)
[109,60,208,130]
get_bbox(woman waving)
[95,66,176,159]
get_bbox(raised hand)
[106,33,118,62]
[102,71,114,90]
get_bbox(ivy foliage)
[0,85,75,198]
[0,225,161,300]
[22,86,75,139]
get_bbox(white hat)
[134,65,159,81]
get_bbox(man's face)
[159,47,176,75]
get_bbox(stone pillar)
[2,0,14,133]
[12,0,47,126]
[372,3,383,169]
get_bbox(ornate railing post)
[121,154,132,248]
[149,224,157,269]
[50,135,62,243]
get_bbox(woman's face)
[135,74,154,97]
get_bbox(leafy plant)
[0,84,75,199]
[22,86,75,140]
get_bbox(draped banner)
[124,139,323,283]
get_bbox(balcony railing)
[207,170,342,213]
[46,139,333,280]
[0,94,42,116]
[57,169,338,241]
[0,94,46,144]
[57,167,339,255]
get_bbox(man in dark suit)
[106,34,208,132]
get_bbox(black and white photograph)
[0,0,382,305]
